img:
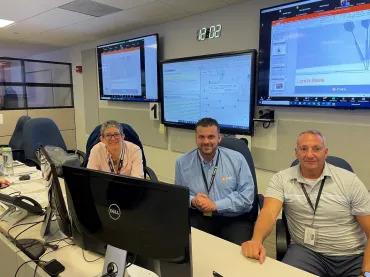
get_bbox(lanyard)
[300,176,327,216]
[197,149,220,194]
[108,146,124,174]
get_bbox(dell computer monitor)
[161,50,256,135]
[38,147,72,241]
[62,165,191,276]
[258,0,370,108]
[97,33,159,102]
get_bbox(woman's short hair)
[100,120,124,136]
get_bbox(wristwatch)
[364,272,370,277]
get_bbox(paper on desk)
[13,165,39,176]
[13,160,24,167]
[7,179,46,194]
[7,171,43,184]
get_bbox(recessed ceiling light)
[0,19,14,28]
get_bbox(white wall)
[25,0,370,191]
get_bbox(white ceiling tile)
[0,0,72,21]
[159,0,228,14]
[124,1,189,22]
[224,0,248,4]
[94,0,158,10]
[4,9,93,36]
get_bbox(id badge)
[203,212,212,217]
[304,226,317,246]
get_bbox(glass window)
[0,59,23,83]
[0,58,73,110]
[24,62,71,84]
[0,86,26,109]
[26,86,73,108]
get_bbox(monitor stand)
[102,244,130,277]
[40,206,68,242]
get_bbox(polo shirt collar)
[291,162,332,185]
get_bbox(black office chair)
[22,118,84,167]
[82,123,158,181]
[0,115,31,162]
[275,156,353,261]
[219,137,263,222]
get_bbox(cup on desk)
[1,147,14,176]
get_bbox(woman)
[87,120,144,178]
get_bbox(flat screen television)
[161,50,256,135]
[258,0,370,108]
[97,33,159,102]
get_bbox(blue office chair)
[82,123,158,181]
[0,115,31,162]
[219,137,263,222]
[22,118,84,167]
[275,156,353,261]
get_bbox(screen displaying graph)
[97,34,159,102]
[161,50,256,134]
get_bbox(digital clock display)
[197,24,222,41]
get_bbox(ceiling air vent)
[58,0,122,17]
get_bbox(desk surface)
[0,164,316,277]
[191,228,316,277]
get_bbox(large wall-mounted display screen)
[258,0,370,108]
[97,34,159,102]
[161,50,256,135]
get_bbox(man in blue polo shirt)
[175,117,255,244]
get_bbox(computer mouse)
[19,174,31,181]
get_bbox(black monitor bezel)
[97,33,160,103]
[160,49,257,135]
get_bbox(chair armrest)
[276,218,289,261]
[144,166,158,182]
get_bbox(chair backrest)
[219,137,259,221]
[8,115,31,161]
[23,118,67,165]
[9,115,31,149]
[82,123,147,169]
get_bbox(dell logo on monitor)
[108,204,121,220]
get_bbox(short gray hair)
[100,120,123,136]
[297,130,326,147]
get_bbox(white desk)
[0,164,316,277]
[192,228,316,277]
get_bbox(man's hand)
[241,240,266,264]
[0,178,11,189]
[192,193,217,212]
